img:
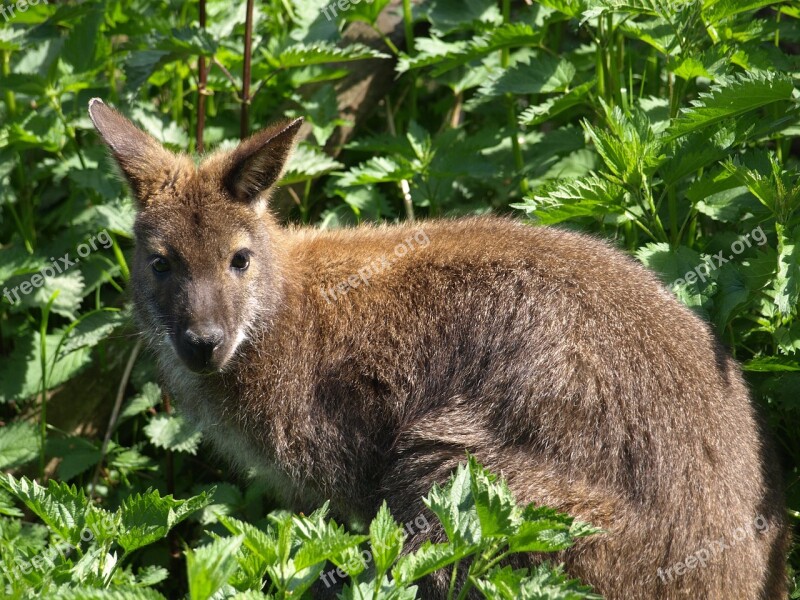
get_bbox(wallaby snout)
[178,324,225,374]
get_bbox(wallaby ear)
[88,98,182,205]
[222,118,303,203]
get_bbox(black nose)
[180,326,224,372]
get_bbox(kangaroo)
[88,98,788,599]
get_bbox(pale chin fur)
[151,328,304,506]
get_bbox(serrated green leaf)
[46,435,101,481]
[423,463,481,546]
[0,421,39,470]
[479,53,575,97]
[398,24,542,76]
[293,520,366,571]
[219,515,278,565]
[474,563,600,599]
[665,72,796,142]
[118,489,210,553]
[49,587,168,600]
[426,0,502,34]
[121,382,162,421]
[392,540,475,585]
[743,356,800,372]
[703,0,784,24]
[280,144,344,186]
[636,243,716,315]
[144,412,202,454]
[369,502,405,575]
[186,535,244,600]
[268,42,388,69]
[57,309,126,358]
[519,81,595,126]
[338,156,416,187]
[514,176,627,224]
[0,475,89,545]
[468,455,520,538]
[775,224,800,316]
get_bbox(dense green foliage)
[0,0,798,597]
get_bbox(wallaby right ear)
[88,98,182,205]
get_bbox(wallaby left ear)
[88,98,183,206]
[223,118,303,203]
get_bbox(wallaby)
[88,98,789,599]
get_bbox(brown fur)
[89,99,789,599]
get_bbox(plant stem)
[196,0,208,153]
[447,561,459,600]
[38,292,59,480]
[402,0,417,120]
[241,0,255,139]
[501,0,527,195]
[2,50,16,118]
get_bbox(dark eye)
[151,256,170,274]
[231,251,250,271]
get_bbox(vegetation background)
[0,0,798,597]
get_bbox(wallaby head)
[88,98,302,374]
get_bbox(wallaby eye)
[231,251,250,271]
[151,256,170,274]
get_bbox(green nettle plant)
[0,0,798,597]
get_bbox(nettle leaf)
[49,587,168,600]
[120,382,162,421]
[776,322,800,355]
[722,154,800,224]
[0,421,39,470]
[340,577,418,600]
[468,455,520,538]
[144,412,203,454]
[0,475,89,545]
[338,156,417,187]
[392,541,475,585]
[426,0,502,34]
[775,224,800,316]
[538,0,587,18]
[585,103,664,186]
[713,264,751,331]
[46,435,101,481]
[636,243,717,316]
[513,175,627,224]
[118,489,211,553]
[293,519,366,571]
[135,565,170,586]
[57,308,126,358]
[743,356,800,372]
[474,563,600,599]
[478,52,576,96]
[665,71,796,142]
[423,462,481,546]
[219,515,279,565]
[186,534,244,600]
[280,144,344,186]
[702,0,784,25]
[398,23,542,76]
[519,81,595,126]
[508,505,586,553]
[267,42,388,69]
[369,502,405,575]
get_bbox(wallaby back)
[89,99,789,599]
